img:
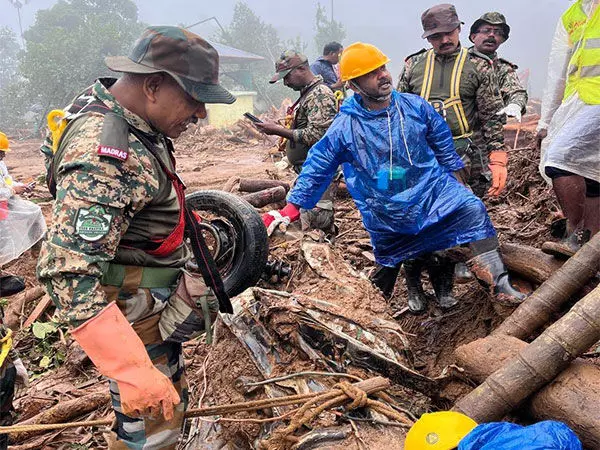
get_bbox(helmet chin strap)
[350,81,391,103]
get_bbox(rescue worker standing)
[311,42,344,90]
[37,26,235,449]
[255,51,338,233]
[469,12,528,122]
[262,43,525,313]
[397,4,511,312]
[537,0,600,258]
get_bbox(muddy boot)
[454,261,473,283]
[541,228,591,259]
[0,274,25,297]
[467,249,526,303]
[427,255,458,310]
[370,264,400,299]
[403,259,427,314]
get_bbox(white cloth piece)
[497,103,522,122]
[0,197,47,265]
[13,358,29,388]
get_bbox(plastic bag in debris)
[459,420,582,450]
[0,197,47,265]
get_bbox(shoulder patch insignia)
[98,145,128,161]
[75,205,112,241]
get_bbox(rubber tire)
[185,190,268,297]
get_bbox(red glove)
[262,203,300,235]
[488,151,508,197]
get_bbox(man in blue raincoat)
[262,42,525,311]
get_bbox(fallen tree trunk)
[494,232,600,339]
[238,178,290,193]
[500,243,564,285]
[9,392,110,443]
[454,284,600,424]
[454,334,600,449]
[241,186,287,208]
[5,286,45,330]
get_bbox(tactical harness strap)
[47,96,232,313]
[419,48,473,139]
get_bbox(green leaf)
[32,321,58,340]
[39,355,51,368]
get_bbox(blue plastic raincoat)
[459,421,582,450]
[287,91,496,266]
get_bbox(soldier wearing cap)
[469,12,528,121]
[397,4,511,312]
[255,50,338,233]
[37,26,235,448]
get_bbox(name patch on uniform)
[97,145,128,161]
[75,205,112,242]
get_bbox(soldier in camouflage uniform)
[37,26,234,449]
[397,4,514,312]
[255,51,338,234]
[469,12,528,120]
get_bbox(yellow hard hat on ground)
[405,411,478,450]
[0,132,9,152]
[339,42,391,82]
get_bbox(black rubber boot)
[370,264,400,299]
[542,228,591,259]
[426,254,458,310]
[0,274,25,297]
[467,249,527,303]
[403,259,427,314]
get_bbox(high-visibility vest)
[420,48,473,139]
[562,0,600,104]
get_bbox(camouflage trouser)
[293,164,338,233]
[107,338,188,450]
[100,265,217,449]
[454,138,491,199]
[0,361,15,450]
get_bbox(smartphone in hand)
[243,112,263,123]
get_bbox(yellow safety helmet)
[339,42,391,82]
[0,132,9,152]
[404,411,478,450]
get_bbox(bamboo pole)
[454,284,600,422]
[494,232,600,339]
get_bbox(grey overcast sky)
[2,0,567,96]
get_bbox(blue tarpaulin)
[459,421,583,450]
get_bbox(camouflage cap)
[470,12,510,40]
[269,50,308,84]
[105,26,235,104]
[421,4,464,39]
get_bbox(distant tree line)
[0,0,345,133]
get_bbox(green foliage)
[29,320,66,378]
[0,26,20,88]
[314,3,346,55]
[12,0,145,129]
[216,1,293,110]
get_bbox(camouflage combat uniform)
[397,46,506,198]
[286,75,338,232]
[486,51,528,112]
[37,78,214,449]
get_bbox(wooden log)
[5,286,45,330]
[241,186,287,208]
[494,232,600,339]
[500,243,564,285]
[454,284,600,423]
[9,392,110,443]
[239,178,290,193]
[454,334,600,449]
[22,295,52,329]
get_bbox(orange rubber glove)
[72,302,180,420]
[488,151,508,197]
